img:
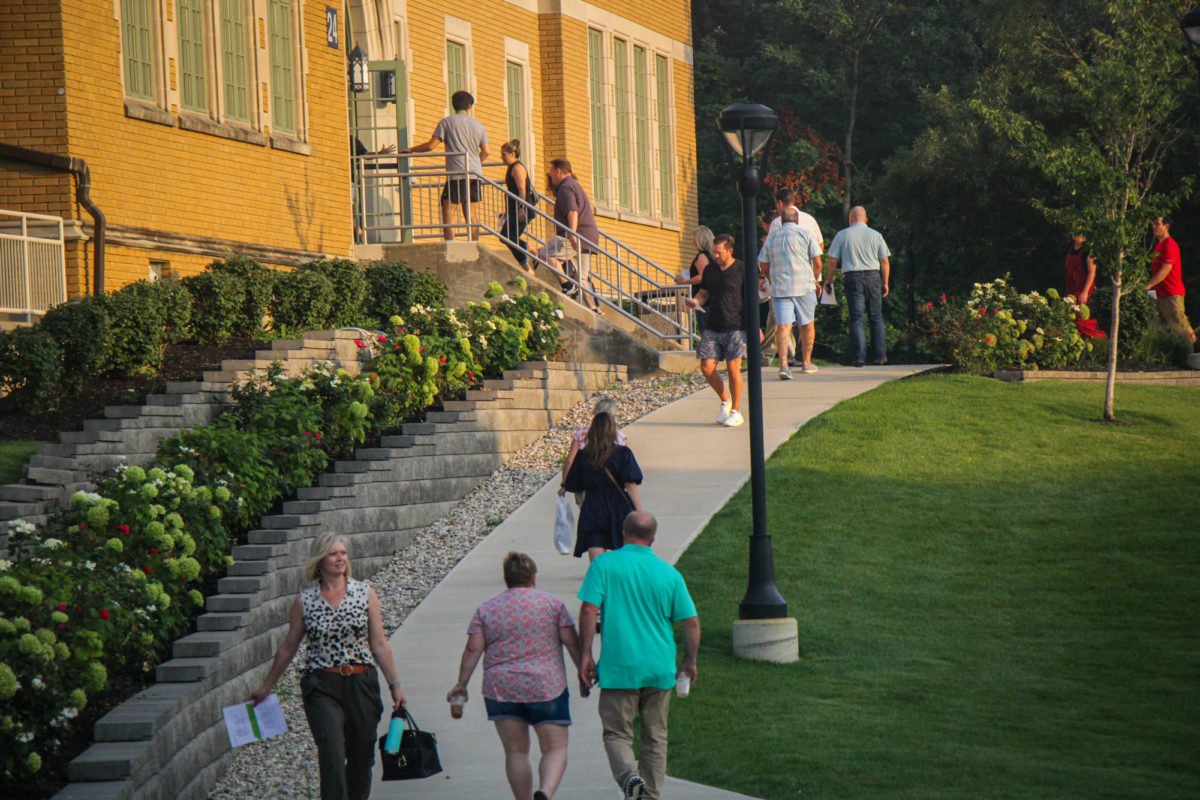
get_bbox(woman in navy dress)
[561,410,643,560]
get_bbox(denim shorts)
[773,293,817,326]
[485,687,571,726]
[697,328,747,362]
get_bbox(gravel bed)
[207,371,705,800]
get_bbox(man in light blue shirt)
[825,206,891,366]
[758,208,823,379]
[579,511,699,800]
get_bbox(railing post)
[21,214,33,323]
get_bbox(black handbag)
[378,708,442,780]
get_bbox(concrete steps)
[54,359,627,800]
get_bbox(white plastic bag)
[554,495,575,555]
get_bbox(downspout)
[0,142,106,296]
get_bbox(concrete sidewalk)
[375,364,931,800]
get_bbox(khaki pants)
[598,687,671,799]
[1156,295,1196,342]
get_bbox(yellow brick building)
[0,0,698,299]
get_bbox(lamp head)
[716,104,779,161]
[349,44,369,93]
[1184,8,1200,48]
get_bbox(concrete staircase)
[50,360,625,800]
[0,331,366,558]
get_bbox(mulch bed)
[0,339,261,442]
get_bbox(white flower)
[0,559,12,571]
[554,309,564,319]
[42,538,64,550]
[31,677,45,689]
[17,732,34,743]
[84,561,96,571]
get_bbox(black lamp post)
[716,104,789,621]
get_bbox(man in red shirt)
[1147,215,1195,345]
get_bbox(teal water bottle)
[383,710,405,753]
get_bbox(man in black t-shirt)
[687,234,746,427]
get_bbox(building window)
[178,0,209,113]
[655,54,674,219]
[446,40,465,100]
[219,0,251,122]
[121,0,156,101]
[268,0,296,134]
[505,61,525,143]
[633,45,651,214]
[613,38,631,211]
[588,29,607,206]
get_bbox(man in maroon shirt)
[1147,215,1195,345]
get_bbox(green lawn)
[0,441,43,486]
[671,375,1200,800]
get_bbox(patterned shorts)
[697,328,747,362]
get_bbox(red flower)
[303,430,311,437]
[79,523,86,530]
[118,524,130,535]
[315,433,322,440]
[354,339,366,348]
[394,345,401,350]
[57,603,67,612]
[931,328,939,334]
[940,295,946,301]
[143,567,152,574]
[926,301,933,308]
[439,357,446,364]
[149,548,158,555]
[379,334,388,342]
[100,609,110,619]
[74,605,81,611]
[979,308,987,316]
[468,372,475,379]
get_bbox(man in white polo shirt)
[824,206,891,366]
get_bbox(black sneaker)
[624,775,646,799]
[851,361,865,367]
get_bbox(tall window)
[267,0,296,133]
[587,29,608,205]
[121,0,155,101]
[446,41,465,101]
[220,0,250,122]
[506,61,524,142]
[633,46,651,214]
[655,54,674,218]
[613,38,631,211]
[177,0,208,113]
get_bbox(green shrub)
[271,269,335,333]
[366,333,441,428]
[363,261,448,329]
[300,259,368,328]
[148,279,193,345]
[0,326,63,412]
[182,271,243,344]
[38,297,111,393]
[95,281,166,376]
[1129,323,1192,367]
[207,256,275,338]
[1089,284,1156,357]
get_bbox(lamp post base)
[732,617,799,663]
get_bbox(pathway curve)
[376,364,933,800]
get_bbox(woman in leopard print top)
[252,533,405,800]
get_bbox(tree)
[969,0,1194,420]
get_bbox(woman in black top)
[501,139,531,271]
[681,225,715,335]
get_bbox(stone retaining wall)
[994,368,1200,386]
[50,360,625,800]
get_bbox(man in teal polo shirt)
[578,511,700,800]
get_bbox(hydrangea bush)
[0,279,563,793]
[917,276,1094,373]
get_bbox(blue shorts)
[485,687,571,726]
[773,293,817,326]
[697,328,747,362]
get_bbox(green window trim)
[121,0,155,101]
[268,0,296,134]
[446,41,465,103]
[613,38,631,211]
[220,0,250,122]
[178,0,208,113]
[506,61,524,143]
[655,54,674,219]
[587,29,608,205]
[633,45,650,214]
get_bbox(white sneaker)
[801,363,819,374]
[716,400,733,424]
[779,366,793,380]
[722,409,744,427]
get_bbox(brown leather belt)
[322,664,370,676]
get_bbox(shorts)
[485,687,571,726]
[1155,294,1194,338]
[773,293,817,326]
[441,178,481,205]
[698,328,747,362]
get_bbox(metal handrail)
[352,151,694,342]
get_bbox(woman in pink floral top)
[448,552,583,800]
